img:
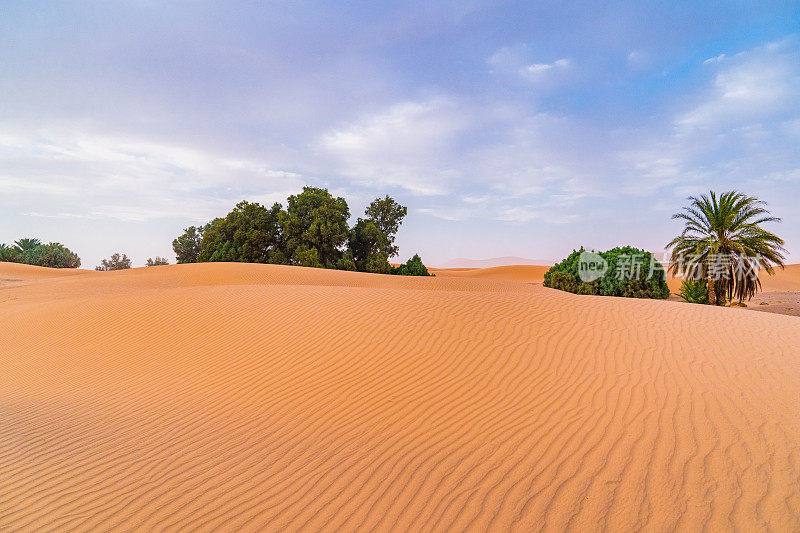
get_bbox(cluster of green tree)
[544,246,670,299]
[172,186,430,275]
[95,253,132,271]
[0,238,81,268]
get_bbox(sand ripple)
[2,262,799,531]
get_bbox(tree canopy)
[198,201,283,263]
[281,187,350,268]
[365,195,407,258]
[169,185,430,276]
[172,225,206,264]
[0,239,81,268]
[349,218,390,273]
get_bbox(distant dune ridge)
[437,256,553,268]
[2,262,800,531]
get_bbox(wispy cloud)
[679,37,799,129]
[703,53,727,64]
[488,45,573,86]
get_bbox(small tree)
[172,225,206,264]
[96,253,132,271]
[146,256,169,266]
[365,195,407,259]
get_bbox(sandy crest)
[431,265,549,283]
[2,262,800,531]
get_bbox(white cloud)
[627,50,650,69]
[525,58,570,76]
[317,97,470,195]
[616,36,800,204]
[488,44,572,85]
[679,38,799,129]
[703,53,727,64]
[0,129,305,222]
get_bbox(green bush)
[96,253,131,271]
[1,240,80,268]
[146,257,169,266]
[23,242,81,268]
[544,246,669,299]
[678,279,709,304]
[391,254,432,276]
[0,244,21,262]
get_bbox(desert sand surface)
[665,264,800,295]
[0,262,89,289]
[431,264,549,283]
[663,264,800,316]
[2,261,800,531]
[437,257,553,269]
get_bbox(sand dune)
[437,257,553,269]
[431,264,549,283]
[433,262,800,293]
[0,262,90,289]
[2,262,800,531]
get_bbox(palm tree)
[14,237,42,252]
[667,191,786,305]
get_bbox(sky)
[1,1,799,268]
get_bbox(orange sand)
[2,261,800,531]
[431,264,549,283]
[665,263,800,294]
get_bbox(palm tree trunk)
[707,277,716,306]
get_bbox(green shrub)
[146,257,169,266]
[678,279,709,304]
[1,240,80,268]
[391,254,432,276]
[22,242,81,268]
[96,253,131,271]
[544,246,669,299]
[0,244,21,263]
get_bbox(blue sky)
[1,1,798,267]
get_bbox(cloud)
[525,58,570,77]
[317,97,470,196]
[615,36,800,205]
[703,53,727,64]
[627,50,650,69]
[0,129,305,222]
[487,44,572,85]
[678,37,799,130]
